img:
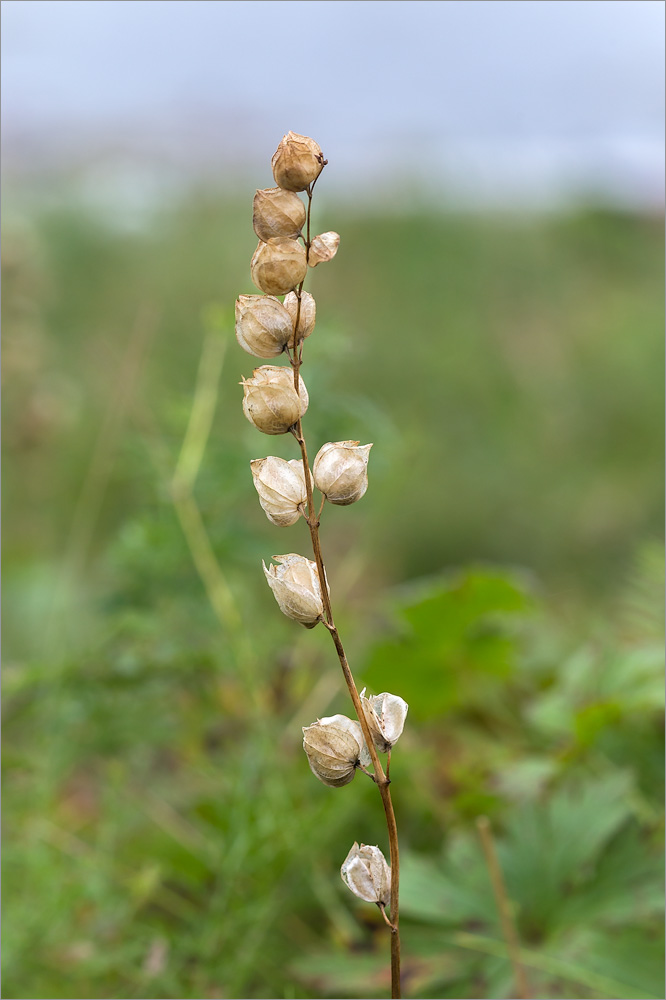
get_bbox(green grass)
[2,189,664,998]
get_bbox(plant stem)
[289,179,401,999]
[476,816,531,1000]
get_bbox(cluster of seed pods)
[235,132,407,918]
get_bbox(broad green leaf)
[363,568,534,720]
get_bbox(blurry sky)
[2,0,665,207]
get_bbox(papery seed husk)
[242,381,300,435]
[373,692,409,746]
[251,238,307,296]
[313,441,372,505]
[303,715,364,787]
[341,843,391,905]
[235,294,293,358]
[273,582,322,624]
[252,364,308,416]
[308,760,355,786]
[319,714,364,743]
[361,698,385,751]
[308,231,340,268]
[272,131,324,192]
[309,760,356,780]
[310,756,357,774]
[263,553,324,627]
[303,726,361,762]
[283,291,316,341]
[253,187,307,242]
[250,457,307,526]
[360,689,409,751]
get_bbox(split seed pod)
[253,187,306,242]
[242,366,307,435]
[263,553,324,627]
[272,131,324,192]
[251,238,307,296]
[250,456,308,527]
[360,690,409,752]
[302,715,367,787]
[341,843,391,906]
[283,291,316,341]
[313,440,372,505]
[235,294,293,358]
[308,231,340,268]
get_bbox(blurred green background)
[2,184,664,999]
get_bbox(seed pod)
[341,843,391,906]
[251,238,308,296]
[308,231,340,268]
[235,294,293,358]
[313,440,372,505]
[242,366,307,435]
[303,715,365,787]
[250,456,308,527]
[263,552,325,627]
[283,291,316,341]
[272,131,324,192]
[253,187,306,242]
[248,364,308,414]
[360,689,409,752]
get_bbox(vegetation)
[2,189,663,998]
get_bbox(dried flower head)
[235,294,293,358]
[242,365,307,435]
[250,456,308,527]
[308,231,340,268]
[360,690,409,752]
[251,238,308,296]
[341,842,391,906]
[253,187,306,243]
[263,553,324,627]
[272,131,324,192]
[283,290,316,341]
[303,714,367,787]
[313,440,372,505]
[250,364,308,412]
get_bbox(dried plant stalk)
[235,132,404,999]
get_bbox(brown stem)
[477,816,531,1000]
[324,599,401,999]
[288,175,401,998]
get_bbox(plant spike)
[234,132,405,999]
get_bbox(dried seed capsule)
[263,552,325,627]
[235,294,293,358]
[248,364,308,414]
[308,231,340,268]
[360,689,409,752]
[242,366,307,434]
[251,238,308,296]
[313,440,372,505]
[303,715,365,787]
[341,843,391,906]
[283,291,316,341]
[253,187,306,242]
[250,456,308,527]
[272,131,324,192]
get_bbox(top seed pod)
[272,132,325,192]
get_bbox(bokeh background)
[2,2,664,998]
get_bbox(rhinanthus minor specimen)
[234,132,408,998]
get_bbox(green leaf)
[400,840,491,925]
[363,568,534,720]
